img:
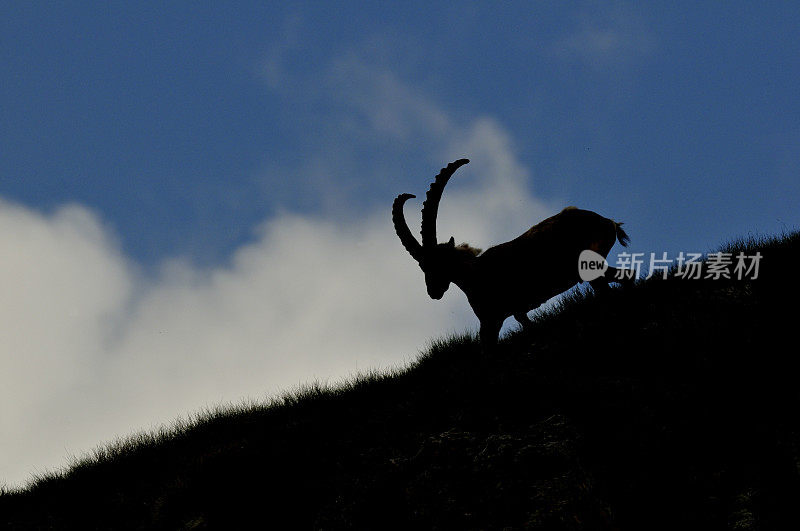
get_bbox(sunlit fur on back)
[393,159,632,347]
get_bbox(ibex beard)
[393,159,633,349]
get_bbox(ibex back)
[392,159,633,347]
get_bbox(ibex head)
[392,159,471,300]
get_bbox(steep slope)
[2,232,799,530]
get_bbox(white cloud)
[323,54,554,244]
[0,201,133,481]
[550,7,654,69]
[0,200,465,486]
[326,54,452,142]
[257,12,305,91]
[0,58,556,487]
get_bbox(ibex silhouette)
[393,159,633,347]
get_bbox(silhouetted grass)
[2,231,799,530]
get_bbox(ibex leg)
[479,319,503,350]
[514,312,533,328]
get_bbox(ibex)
[392,159,633,347]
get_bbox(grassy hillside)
[2,232,799,530]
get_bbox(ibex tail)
[614,222,630,247]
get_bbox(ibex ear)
[447,236,455,247]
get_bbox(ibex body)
[393,159,632,347]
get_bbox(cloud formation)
[0,59,555,487]
[550,6,654,69]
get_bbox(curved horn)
[392,193,424,262]
[421,158,470,248]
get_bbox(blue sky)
[1,2,799,486]
[4,3,798,265]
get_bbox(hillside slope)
[2,232,799,530]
